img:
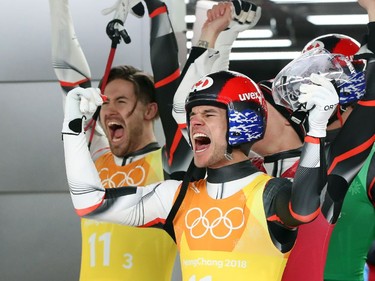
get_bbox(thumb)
[298,84,315,109]
[91,88,105,107]
[310,73,336,92]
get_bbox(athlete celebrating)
[62,65,338,280]
[172,2,375,280]
[323,2,375,280]
[50,0,191,280]
[274,46,374,281]
[51,1,261,280]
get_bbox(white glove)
[299,73,339,138]
[102,0,144,21]
[212,1,261,72]
[62,87,103,135]
[231,0,261,29]
[102,0,144,44]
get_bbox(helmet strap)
[225,146,233,161]
[287,109,308,142]
[337,106,344,126]
[327,105,342,127]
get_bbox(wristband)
[196,40,209,49]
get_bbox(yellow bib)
[174,174,289,281]
[79,150,177,281]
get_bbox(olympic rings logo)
[185,207,245,240]
[98,166,146,187]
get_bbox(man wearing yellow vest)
[50,0,190,279]
[51,0,261,280]
[62,56,338,281]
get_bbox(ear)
[144,102,158,120]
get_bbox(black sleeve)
[144,0,193,178]
[265,137,326,228]
[263,177,298,253]
[180,47,207,79]
[368,22,375,53]
[323,55,375,222]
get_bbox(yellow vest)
[79,150,177,281]
[174,174,289,281]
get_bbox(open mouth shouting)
[107,121,125,143]
[193,133,211,153]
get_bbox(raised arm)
[173,1,261,142]
[49,0,110,159]
[270,74,339,227]
[322,0,375,222]
[62,88,180,226]
[49,0,91,94]
[139,0,194,179]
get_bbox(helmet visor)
[272,48,361,111]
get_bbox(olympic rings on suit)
[98,166,146,187]
[185,207,245,239]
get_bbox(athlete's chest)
[95,151,164,187]
[174,179,267,252]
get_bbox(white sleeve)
[63,133,105,213]
[173,48,220,142]
[88,180,180,226]
[49,0,91,90]
[63,132,180,226]
[210,26,239,72]
[50,0,109,159]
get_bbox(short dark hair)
[99,65,157,105]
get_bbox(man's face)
[189,105,228,169]
[99,79,149,157]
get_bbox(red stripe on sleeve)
[267,214,282,223]
[141,217,166,227]
[289,202,320,223]
[358,100,375,106]
[179,123,187,130]
[304,136,320,144]
[75,200,104,217]
[149,6,168,18]
[328,135,375,174]
[154,68,180,89]
[59,78,90,87]
[168,129,183,166]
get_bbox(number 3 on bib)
[88,232,133,269]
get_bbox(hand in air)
[231,0,262,31]
[62,87,104,135]
[102,0,144,22]
[299,73,339,138]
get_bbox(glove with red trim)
[299,74,339,138]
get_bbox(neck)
[263,147,302,163]
[207,160,259,183]
[115,142,160,166]
[252,125,302,157]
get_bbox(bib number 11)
[88,232,133,269]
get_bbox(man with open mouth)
[62,66,337,280]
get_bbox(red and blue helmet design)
[273,48,366,112]
[185,70,267,146]
[302,33,360,58]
